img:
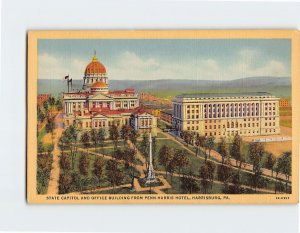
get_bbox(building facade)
[160,109,173,124]
[63,53,156,134]
[172,93,280,138]
[279,98,289,107]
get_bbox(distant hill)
[38,76,291,97]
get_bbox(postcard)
[27,30,299,203]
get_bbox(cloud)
[38,53,86,80]
[226,48,289,79]
[39,49,290,81]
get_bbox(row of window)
[140,118,152,127]
[202,128,277,137]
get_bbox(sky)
[38,39,291,81]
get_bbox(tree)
[173,149,189,190]
[109,124,119,154]
[247,143,264,193]
[280,151,292,193]
[181,171,199,194]
[37,107,45,123]
[64,125,78,169]
[80,132,90,155]
[43,101,49,115]
[129,129,138,146]
[60,154,71,170]
[249,142,264,173]
[152,136,157,167]
[106,159,124,192]
[55,98,63,111]
[90,129,98,153]
[115,148,124,162]
[158,145,173,177]
[58,134,69,156]
[123,147,136,181]
[167,159,176,185]
[182,131,193,146]
[37,140,44,153]
[97,128,106,156]
[263,152,276,177]
[218,137,228,164]
[140,132,149,156]
[195,133,206,157]
[205,136,215,159]
[247,169,262,192]
[217,164,232,191]
[79,154,89,176]
[231,134,243,168]
[206,160,216,190]
[231,172,242,194]
[48,96,55,107]
[173,149,189,177]
[120,124,131,146]
[93,157,104,185]
[273,157,282,194]
[59,173,73,194]
[45,116,56,146]
[199,164,210,194]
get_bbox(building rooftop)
[175,92,274,99]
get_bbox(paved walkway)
[133,175,172,194]
[70,183,132,195]
[47,112,64,194]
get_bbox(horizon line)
[38,76,291,82]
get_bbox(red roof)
[108,88,135,96]
[93,108,134,117]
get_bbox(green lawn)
[156,132,168,138]
[91,187,150,194]
[280,119,292,128]
[162,174,224,194]
[157,119,172,130]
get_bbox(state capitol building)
[63,53,157,133]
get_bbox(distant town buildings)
[172,92,280,138]
[63,53,157,133]
[37,94,51,107]
[279,98,289,107]
[139,92,172,107]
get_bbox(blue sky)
[38,39,291,81]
